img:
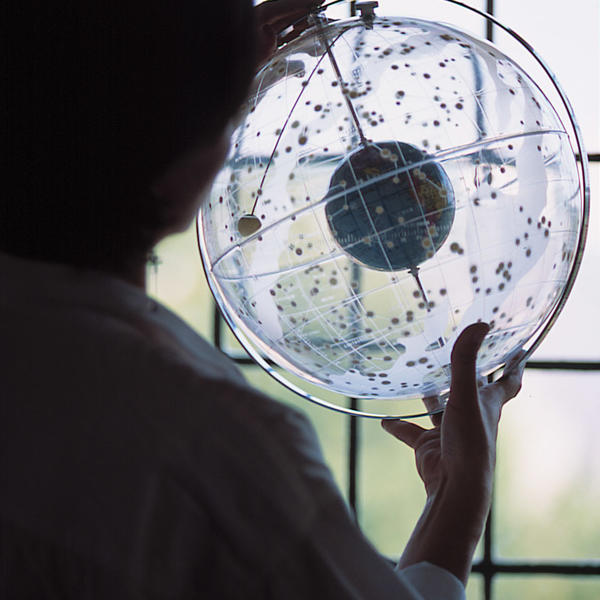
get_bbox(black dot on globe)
[325,142,455,271]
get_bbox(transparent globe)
[199,11,587,417]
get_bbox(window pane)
[495,370,600,560]
[358,412,485,561]
[375,0,486,39]
[496,0,599,151]
[358,415,427,558]
[466,574,484,600]
[150,224,215,339]
[218,315,248,357]
[493,576,600,599]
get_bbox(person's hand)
[255,0,324,66]
[382,322,525,501]
[381,323,527,584]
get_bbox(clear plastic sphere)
[199,14,586,415]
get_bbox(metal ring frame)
[198,0,590,419]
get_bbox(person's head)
[1,1,256,274]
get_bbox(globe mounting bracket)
[355,2,379,28]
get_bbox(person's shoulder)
[134,345,337,501]
[142,347,316,454]
[134,354,334,538]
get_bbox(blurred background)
[148,1,599,598]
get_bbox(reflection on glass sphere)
[199,12,586,416]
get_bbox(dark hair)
[1,1,256,269]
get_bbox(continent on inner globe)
[324,141,455,271]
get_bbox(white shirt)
[0,252,464,599]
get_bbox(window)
[149,2,599,598]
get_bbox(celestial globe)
[198,3,588,417]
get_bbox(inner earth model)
[199,6,588,417]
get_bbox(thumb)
[448,322,490,410]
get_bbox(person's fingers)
[255,0,324,65]
[491,348,527,405]
[255,25,278,66]
[381,419,428,449]
[256,0,323,28]
[277,18,312,44]
[429,410,444,428]
[267,13,308,35]
[255,16,306,66]
[448,322,490,410]
[504,348,527,372]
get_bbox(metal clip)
[356,1,379,28]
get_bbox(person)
[0,1,526,598]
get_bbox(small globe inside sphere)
[325,141,455,271]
